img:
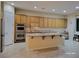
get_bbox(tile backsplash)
[38,28,66,33]
[26,27,66,33]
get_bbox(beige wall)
[16,9,65,18]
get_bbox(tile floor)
[0,39,79,58]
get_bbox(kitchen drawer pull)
[52,35,55,39]
[42,36,45,40]
[31,36,34,39]
[60,35,62,37]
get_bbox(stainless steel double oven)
[15,24,25,43]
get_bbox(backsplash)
[26,27,66,33]
[38,28,66,33]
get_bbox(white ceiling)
[6,1,79,15]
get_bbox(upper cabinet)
[55,18,66,28]
[26,16,31,27]
[30,16,40,27]
[47,18,55,28]
[15,14,27,25]
[39,17,44,28]
[15,14,67,28]
[48,18,53,28]
[15,14,21,24]
[44,17,48,28]
[20,15,27,24]
[64,19,67,28]
[51,18,56,28]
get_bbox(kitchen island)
[26,32,64,50]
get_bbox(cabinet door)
[51,18,56,28]
[44,17,48,28]
[61,19,65,28]
[48,18,52,28]
[15,15,21,24]
[40,17,44,28]
[30,16,39,23]
[64,19,67,28]
[26,16,31,27]
[31,23,39,27]
[56,18,65,28]
[30,16,40,27]
[20,15,26,24]
[55,19,61,28]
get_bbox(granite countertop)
[26,32,63,36]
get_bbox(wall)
[3,3,15,46]
[66,11,79,41]
[16,9,65,18]
[0,2,1,19]
[16,9,66,33]
[67,15,76,41]
[0,2,1,51]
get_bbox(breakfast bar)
[26,32,64,50]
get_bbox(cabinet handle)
[52,35,55,39]
[31,36,33,39]
[60,35,62,37]
[42,36,45,40]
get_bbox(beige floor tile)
[0,40,79,58]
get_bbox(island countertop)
[26,32,63,36]
[25,32,64,50]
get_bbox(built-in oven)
[15,24,25,43]
[16,32,25,40]
[16,24,25,32]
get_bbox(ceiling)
[6,1,79,15]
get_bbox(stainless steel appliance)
[15,24,25,43]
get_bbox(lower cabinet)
[26,36,64,50]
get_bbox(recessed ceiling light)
[64,10,66,13]
[52,9,55,12]
[11,3,14,6]
[75,6,79,9]
[34,6,37,9]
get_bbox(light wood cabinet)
[26,16,31,27]
[30,16,39,23]
[55,18,66,28]
[47,18,67,28]
[15,14,67,28]
[40,17,44,28]
[61,19,66,28]
[20,15,27,24]
[51,18,56,28]
[64,19,67,28]
[44,17,48,28]
[15,14,28,25]
[30,16,40,27]
[15,15,21,24]
[48,18,53,28]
